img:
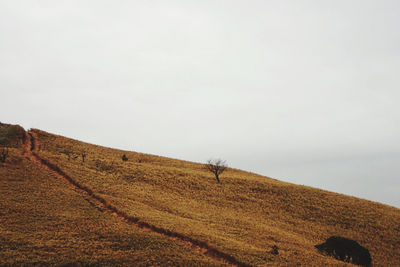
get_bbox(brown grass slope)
[0,123,224,266]
[31,128,400,267]
[1,123,399,266]
[25,131,246,266]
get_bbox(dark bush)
[315,236,371,267]
[122,154,128,161]
[271,245,279,255]
[0,123,26,148]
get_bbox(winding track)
[24,130,250,267]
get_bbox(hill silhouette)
[1,122,399,266]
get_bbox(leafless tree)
[205,159,227,183]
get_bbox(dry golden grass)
[0,124,223,266]
[28,128,400,266]
[1,123,399,266]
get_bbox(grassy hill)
[1,123,399,266]
[0,123,222,266]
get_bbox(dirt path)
[24,130,250,267]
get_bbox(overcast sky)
[1,1,399,208]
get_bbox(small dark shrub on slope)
[315,236,371,267]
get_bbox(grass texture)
[1,123,399,266]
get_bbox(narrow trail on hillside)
[24,130,250,267]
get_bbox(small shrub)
[271,245,279,255]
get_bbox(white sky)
[1,1,399,207]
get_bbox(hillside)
[0,123,223,266]
[1,123,399,266]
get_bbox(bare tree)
[205,159,228,183]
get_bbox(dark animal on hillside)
[315,236,372,267]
